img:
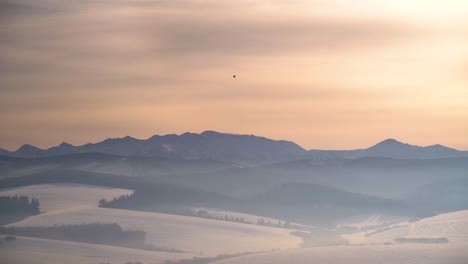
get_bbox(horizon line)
[1,130,466,152]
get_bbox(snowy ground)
[343,210,468,246]
[1,184,301,258]
[2,184,468,264]
[211,244,468,264]
[0,184,133,212]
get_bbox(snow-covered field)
[209,210,468,264]
[0,235,192,264]
[1,184,301,257]
[211,244,468,264]
[2,184,468,264]
[190,207,313,229]
[9,207,300,255]
[343,210,468,245]
[336,214,410,230]
[0,184,133,212]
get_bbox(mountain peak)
[367,139,417,154]
[201,130,227,136]
[17,144,42,152]
[201,130,259,138]
[46,142,75,153]
[181,132,202,138]
[15,144,44,157]
[58,142,73,147]
[425,144,457,152]
[378,138,403,145]
[369,138,410,149]
[122,136,137,141]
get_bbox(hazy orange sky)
[1,0,467,151]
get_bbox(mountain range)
[1,131,467,165]
[1,131,468,225]
[308,138,467,160]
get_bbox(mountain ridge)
[308,138,467,160]
[1,133,467,163]
[1,131,305,165]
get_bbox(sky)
[1,0,467,151]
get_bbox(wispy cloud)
[0,0,467,150]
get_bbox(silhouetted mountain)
[46,142,75,156]
[0,148,9,156]
[309,138,467,159]
[14,144,43,157]
[1,131,307,165]
[365,139,463,158]
[1,134,467,163]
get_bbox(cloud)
[0,0,411,94]
[0,0,466,150]
[152,18,407,57]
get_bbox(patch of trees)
[364,224,407,237]
[257,218,283,228]
[256,219,302,230]
[291,230,348,247]
[394,237,449,244]
[98,187,233,213]
[219,214,247,224]
[164,251,266,264]
[101,193,314,232]
[183,210,314,231]
[182,209,248,224]
[0,223,185,253]
[0,196,40,225]
[0,170,233,211]
[0,223,147,249]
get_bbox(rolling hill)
[211,210,468,264]
[1,184,301,256]
[343,210,468,245]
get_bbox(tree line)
[0,223,146,249]
[0,196,41,225]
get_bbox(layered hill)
[309,138,468,159]
[0,131,306,165]
[1,132,467,165]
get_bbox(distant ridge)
[0,131,306,165]
[309,138,467,160]
[1,133,467,163]
[14,144,43,157]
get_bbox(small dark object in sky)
[233,75,236,78]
